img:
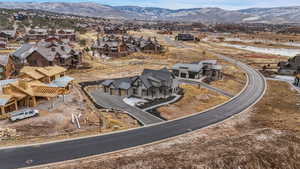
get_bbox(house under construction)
[0,66,74,116]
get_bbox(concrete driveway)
[89,90,164,125]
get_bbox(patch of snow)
[220,43,300,57]
[224,37,300,47]
[243,16,260,21]
[274,75,295,83]
[123,97,148,107]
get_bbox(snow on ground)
[220,43,300,57]
[274,75,295,83]
[224,38,300,47]
[123,97,148,106]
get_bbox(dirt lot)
[158,84,229,120]
[0,84,139,147]
[41,81,300,169]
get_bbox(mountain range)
[0,2,300,24]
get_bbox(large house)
[278,55,300,75]
[11,41,82,69]
[26,28,76,42]
[26,28,48,41]
[55,29,76,41]
[175,33,195,41]
[139,38,164,54]
[92,38,131,58]
[0,66,74,115]
[101,68,179,100]
[172,60,223,81]
[0,55,15,80]
[0,30,17,40]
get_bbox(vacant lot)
[158,84,229,120]
[45,81,300,169]
[210,60,246,95]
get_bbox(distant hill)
[0,2,300,24]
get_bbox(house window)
[133,88,138,95]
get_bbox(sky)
[0,0,299,9]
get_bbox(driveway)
[89,90,164,125]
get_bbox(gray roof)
[119,82,131,90]
[102,80,114,86]
[101,68,174,90]
[12,44,35,60]
[13,42,76,61]
[0,55,9,66]
[200,60,217,65]
[140,68,174,88]
[0,30,16,37]
[173,60,221,72]
[172,63,202,72]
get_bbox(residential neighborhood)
[0,2,299,169]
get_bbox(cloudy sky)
[1,0,299,9]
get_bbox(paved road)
[178,79,234,98]
[0,53,266,169]
[89,90,164,125]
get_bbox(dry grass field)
[158,84,229,120]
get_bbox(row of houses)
[0,39,82,80]
[92,35,164,58]
[25,28,76,41]
[12,39,82,70]
[99,60,223,100]
[0,66,74,115]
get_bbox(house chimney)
[19,80,28,89]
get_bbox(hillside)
[0,2,300,23]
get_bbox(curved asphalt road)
[0,55,266,169]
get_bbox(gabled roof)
[12,42,76,61]
[172,63,202,72]
[20,66,66,80]
[12,44,35,60]
[0,30,16,37]
[140,68,174,88]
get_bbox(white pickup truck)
[10,109,39,122]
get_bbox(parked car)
[9,109,39,122]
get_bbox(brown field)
[158,84,229,120]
